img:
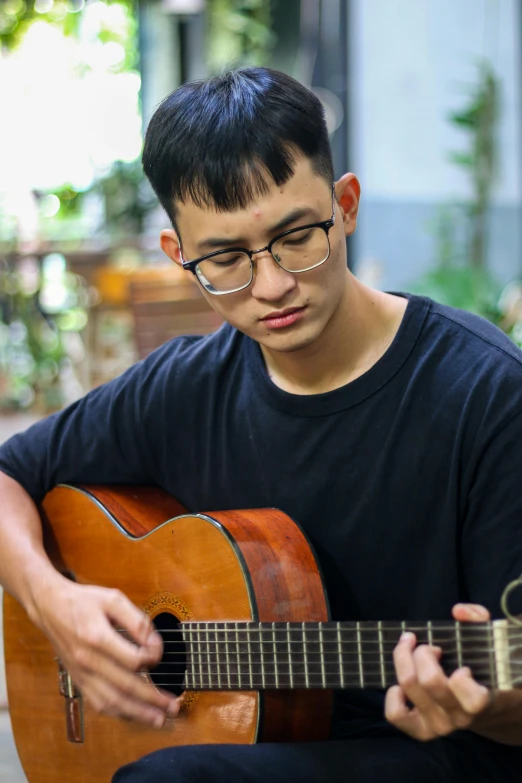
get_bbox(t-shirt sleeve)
[0,357,161,503]
[461,408,522,618]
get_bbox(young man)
[1,68,522,782]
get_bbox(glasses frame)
[180,189,336,296]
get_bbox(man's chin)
[256,327,320,355]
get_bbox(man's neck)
[260,278,408,396]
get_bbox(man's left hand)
[385,603,494,741]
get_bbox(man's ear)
[334,173,361,236]
[160,229,183,268]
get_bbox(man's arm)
[387,402,522,745]
[0,471,179,725]
[0,344,194,724]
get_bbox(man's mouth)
[260,307,307,329]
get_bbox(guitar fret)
[272,623,279,688]
[303,623,309,688]
[247,625,253,689]
[427,620,433,647]
[356,622,364,687]
[215,624,222,689]
[319,622,326,688]
[456,622,463,669]
[236,623,242,690]
[259,631,266,689]
[287,623,293,689]
[378,621,385,687]
[337,622,344,689]
[225,625,231,688]
[205,623,212,689]
[488,622,497,690]
[185,626,193,689]
[197,622,203,688]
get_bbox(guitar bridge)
[57,659,84,743]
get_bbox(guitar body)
[4,485,332,783]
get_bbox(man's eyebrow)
[196,206,316,253]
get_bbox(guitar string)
[143,643,522,664]
[150,624,505,633]
[148,659,522,686]
[137,625,521,684]
[148,666,522,686]
[148,627,517,641]
[146,633,522,648]
[135,635,522,656]
[153,639,519,651]
[114,627,522,664]
[148,658,522,673]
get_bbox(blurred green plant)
[0,0,136,60]
[411,61,522,346]
[90,160,158,239]
[448,62,497,273]
[34,161,157,242]
[0,255,88,411]
[411,62,505,321]
[207,0,276,71]
[0,0,144,244]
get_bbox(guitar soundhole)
[149,612,186,696]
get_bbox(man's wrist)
[24,564,70,629]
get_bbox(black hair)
[142,67,334,226]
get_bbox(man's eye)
[209,255,242,267]
[284,230,312,246]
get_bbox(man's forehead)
[174,166,330,243]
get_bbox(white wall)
[349,0,522,288]
[351,0,521,203]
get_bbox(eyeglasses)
[180,190,336,296]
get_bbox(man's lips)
[260,306,307,329]
[261,306,305,321]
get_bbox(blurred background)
[0,0,521,778]
[0,0,522,417]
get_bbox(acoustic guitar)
[3,484,521,783]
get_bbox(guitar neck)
[179,620,510,692]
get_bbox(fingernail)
[154,714,165,728]
[400,632,415,642]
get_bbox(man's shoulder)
[134,322,245,384]
[426,298,522,368]
[412,296,522,425]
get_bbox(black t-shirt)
[2,293,522,777]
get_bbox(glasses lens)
[196,252,252,293]
[272,227,330,272]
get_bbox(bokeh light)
[0,1,141,240]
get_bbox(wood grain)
[4,486,332,783]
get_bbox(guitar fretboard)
[175,620,500,691]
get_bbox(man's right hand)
[31,576,180,727]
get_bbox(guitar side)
[4,485,332,783]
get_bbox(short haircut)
[142,67,334,226]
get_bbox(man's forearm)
[0,471,63,623]
[471,690,522,746]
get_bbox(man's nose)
[250,252,297,301]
